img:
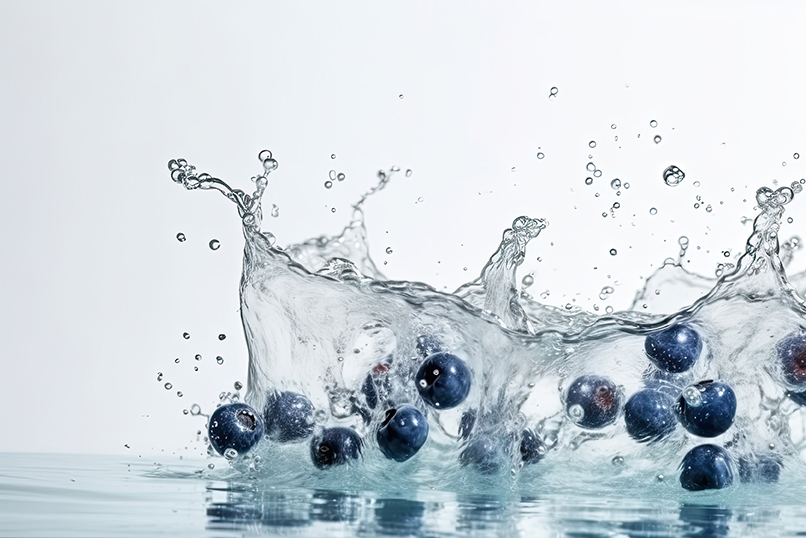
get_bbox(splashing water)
[168,151,806,492]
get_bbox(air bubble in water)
[791,181,803,194]
[209,240,220,251]
[324,181,333,189]
[654,135,662,144]
[549,86,558,98]
[610,179,621,190]
[612,455,625,466]
[537,152,545,160]
[329,170,336,180]
[224,448,238,460]
[650,120,658,128]
[788,217,794,224]
[522,274,534,288]
[385,247,393,254]
[183,333,190,340]
[337,173,345,182]
[612,202,620,209]
[164,383,173,390]
[663,165,685,186]
[234,381,243,390]
[649,207,657,215]
[605,306,614,313]
[610,249,617,256]
[568,404,584,420]
[682,386,703,407]
[176,233,186,242]
[587,162,596,172]
[190,404,202,415]
[589,141,596,148]
[216,356,224,365]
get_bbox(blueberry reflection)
[309,490,360,523]
[679,504,731,538]
[206,487,310,531]
[456,494,508,532]
[373,498,426,536]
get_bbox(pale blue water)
[3,453,806,537]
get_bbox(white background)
[2,1,806,456]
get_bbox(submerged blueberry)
[376,405,429,462]
[519,429,546,464]
[208,403,265,456]
[310,427,363,469]
[778,331,806,388]
[645,324,703,373]
[738,453,782,483]
[264,391,316,442]
[679,444,734,491]
[415,353,472,409]
[675,380,737,438]
[624,389,676,442]
[565,375,622,429]
[459,434,506,474]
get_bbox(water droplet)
[679,236,689,249]
[610,248,617,256]
[795,153,800,160]
[164,383,173,390]
[405,169,412,177]
[183,333,190,340]
[337,173,345,182]
[331,207,337,213]
[610,178,621,190]
[589,141,596,148]
[399,94,404,99]
[324,181,333,189]
[234,381,243,391]
[706,204,712,213]
[537,152,545,160]
[331,154,336,159]
[208,463,215,470]
[791,181,803,194]
[788,217,794,224]
[258,149,273,162]
[271,204,280,218]
[174,358,180,364]
[593,170,602,178]
[195,354,202,361]
[612,455,624,466]
[262,158,278,172]
[224,448,238,460]
[176,233,186,242]
[585,177,593,185]
[611,124,617,129]
[587,162,596,172]
[385,247,393,254]
[177,391,183,397]
[511,167,516,172]
[209,239,220,251]
[190,404,202,415]
[614,135,619,142]
[417,197,424,203]
[549,86,558,98]
[612,202,620,209]
[653,135,662,144]
[650,120,658,128]
[522,274,534,288]
[663,165,685,186]
[329,170,336,180]
[157,372,163,381]
[649,207,657,215]
[682,386,703,407]
[194,366,198,371]
[599,286,614,300]
[183,409,189,415]
[568,404,584,420]
[216,356,224,365]
[605,306,614,314]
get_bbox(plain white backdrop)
[2,1,806,455]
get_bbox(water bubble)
[207,463,215,470]
[537,152,545,160]
[653,135,662,144]
[405,169,412,177]
[612,202,620,209]
[585,177,593,185]
[234,381,243,391]
[195,354,202,361]
[183,333,190,340]
[611,124,617,129]
[218,334,226,341]
[610,179,621,190]
[329,170,336,180]
[337,173,345,182]
[599,286,614,300]
[662,165,685,186]
[706,204,713,213]
[795,153,800,160]
[216,356,224,365]
[183,409,189,415]
[194,366,198,372]
[176,233,186,242]
[258,149,273,162]
[587,162,596,172]
[605,306,614,314]
[209,240,220,251]
[331,207,337,213]
[190,404,202,415]
[783,162,788,167]
[174,358,180,364]
[612,455,625,466]
[164,383,173,390]
[224,448,238,460]
[623,183,630,189]
[679,236,689,249]
[589,141,596,148]
[385,247,393,254]
[522,274,535,288]
[177,391,183,397]
[593,170,602,178]
[791,181,803,194]
[614,135,618,142]
[324,181,333,189]
[787,217,794,224]
[682,386,703,407]
[650,120,658,128]
[417,197,424,203]
[609,249,617,256]
[549,86,558,98]
[511,167,516,172]
[331,154,336,159]
[262,158,278,172]
[649,208,657,215]
[157,372,163,381]
[568,404,584,420]
[399,94,404,99]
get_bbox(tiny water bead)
[589,141,596,148]
[218,334,226,341]
[399,94,404,99]
[610,178,621,190]
[405,169,412,177]
[536,152,545,159]
[548,86,558,98]
[209,239,220,251]
[650,119,658,128]
[182,332,190,340]
[663,165,686,186]
[337,172,345,182]
[585,177,593,185]
[331,154,336,159]
[795,153,800,160]
[521,274,534,288]
[216,356,224,364]
[164,383,173,390]
[271,204,280,218]
[649,207,658,215]
[385,247,393,255]
[610,248,617,255]
[611,124,617,129]
[324,181,333,189]
[653,135,662,144]
[176,232,186,242]
[195,354,202,361]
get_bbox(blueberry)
[645,323,703,373]
[565,375,622,429]
[415,353,472,409]
[310,427,363,469]
[208,403,265,456]
[416,335,441,358]
[264,391,316,442]
[738,453,782,483]
[519,429,546,464]
[459,434,505,474]
[624,389,677,442]
[679,444,734,491]
[675,380,737,438]
[778,331,806,388]
[376,405,429,462]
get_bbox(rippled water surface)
[3,453,806,537]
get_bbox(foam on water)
[168,153,806,492]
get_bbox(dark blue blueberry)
[416,335,442,358]
[675,380,737,438]
[787,390,806,406]
[624,389,677,442]
[645,323,703,373]
[458,409,476,440]
[519,429,546,464]
[264,391,316,442]
[459,434,506,474]
[679,444,734,491]
[362,374,378,409]
[208,403,265,456]
[565,375,622,429]
[310,427,363,469]
[376,405,429,462]
[738,453,782,483]
[778,331,806,388]
[415,353,472,409]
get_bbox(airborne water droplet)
[654,135,662,144]
[610,249,617,256]
[599,286,614,300]
[331,154,336,159]
[216,356,224,364]
[324,181,333,189]
[271,204,280,218]
[585,177,593,185]
[406,169,412,177]
[611,124,617,129]
[176,233,186,242]
[663,165,685,186]
[589,141,596,148]
[537,152,545,160]
[218,334,226,340]
[329,170,336,180]
[234,381,243,391]
[177,391,183,397]
[399,94,404,99]
[610,179,621,190]
[157,372,163,381]
[650,120,658,128]
[522,274,534,288]
[337,173,345,182]
[209,239,220,250]
[549,86,558,98]
[649,207,658,215]
[183,333,190,340]
[164,383,173,390]
[795,153,800,160]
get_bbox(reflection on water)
[1,454,805,537]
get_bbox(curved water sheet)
[169,154,806,496]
